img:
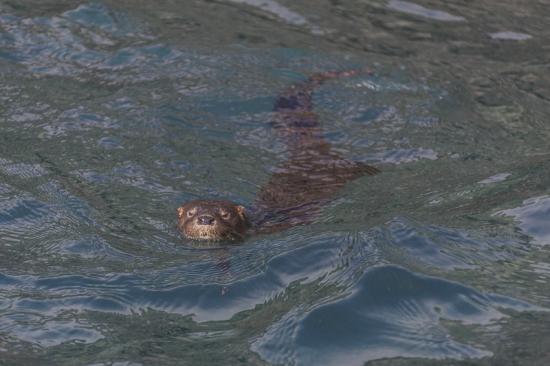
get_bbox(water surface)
[1,0,550,365]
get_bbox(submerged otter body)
[178,70,379,241]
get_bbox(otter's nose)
[197,215,215,225]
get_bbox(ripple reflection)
[253,265,536,366]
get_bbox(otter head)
[177,200,250,241]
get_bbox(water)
[1,0,550,365]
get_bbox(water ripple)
[497,196,550,245]
[1,1,549,363]
[252,265,537,366]
[0,230,380,345]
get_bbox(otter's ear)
[177,207,185,219]
[235,205,247,220]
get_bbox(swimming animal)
[177,70,379,241]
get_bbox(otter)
[177,70,379,241]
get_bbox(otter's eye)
[219,210,231,220]
[187,209,196,218]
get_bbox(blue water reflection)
[253,265,534,366]
[498,196,550,246]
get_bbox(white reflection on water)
[489,31,532,41]
[497,196,550,245]
[367,147,438,164]
[478,172,511,184]
[387,0,466,22]
[226,0,325,34]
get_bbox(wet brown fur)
[178,70,379,241]
[177,200,249,241]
